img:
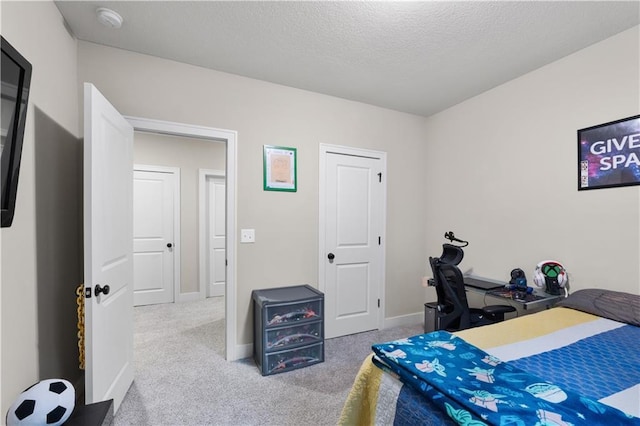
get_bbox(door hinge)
[378,299,380,308]
[378,236,381,245]
[225,259,228,266]
[85,287,92,298]
[378,172,382,182]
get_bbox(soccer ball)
[6,379,75,426]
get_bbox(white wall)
[133,132,225,294]
[1,0,80,414]
[77,41,429,345]
[424,26,640,295]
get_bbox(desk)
[463,276,564,311]
[424,276,565,332]
[484,288,564,311]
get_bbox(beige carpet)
[114,297,422,425]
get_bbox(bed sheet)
[339,307,640,425]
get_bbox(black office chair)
[429,243,515,331]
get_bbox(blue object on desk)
[515,277,527,289]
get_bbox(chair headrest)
[439,243,464,265]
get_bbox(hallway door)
[133,165,179,306]
[206,173,226,297]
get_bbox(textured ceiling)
[55,1,640,117]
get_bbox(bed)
[339,289,640,425]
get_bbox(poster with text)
[578,115,640,191]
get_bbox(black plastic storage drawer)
[264,299,322,327]
[264,342,324,375]
[253,284,324,375]
[266,321,323,351]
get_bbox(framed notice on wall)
[263,145,297,192]
[578,115,640,191]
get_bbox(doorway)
[199,169,226,298]
[126,116,238,361]
[318,144,387,339]
[133,165,180,306]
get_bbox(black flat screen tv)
[1,36,32,227]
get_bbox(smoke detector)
[96,7,123,29]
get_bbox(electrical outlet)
[240,229,255,243]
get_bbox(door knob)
[327,253,335,261]
[167,243,173,248]
[95,284,110,296]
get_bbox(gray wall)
[1,0,81,413]
[34,108,83,385]
[133,131,225,294]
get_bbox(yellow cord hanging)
[76,284,85,370]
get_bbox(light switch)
[240,228,255,243]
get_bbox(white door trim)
[133,164,181,305]
[126,116,239,361]
[318,143,387,332]
[198,168,226,298]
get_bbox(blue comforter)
[372,331,640,425]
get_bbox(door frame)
[133,164,181,305]
[126,116,238,361]
[198,168,226,298]
[318,143,387,333]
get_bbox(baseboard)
[383,311,423,329]
[178,291,202,303]
[236,343,253,360]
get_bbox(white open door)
[83,83,134,412]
